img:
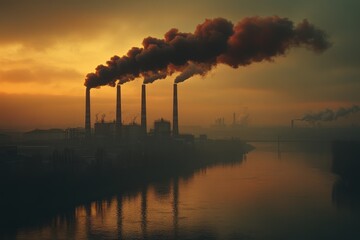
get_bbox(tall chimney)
[173,84,179,136]
[141,84,147,135]
[85,87,91,138]
[116,83,122,136]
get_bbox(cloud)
[0,92,84,130]
[0,66,82,84]
[0,0,133,48]
[0,0,357,53]
[0,0,189,49]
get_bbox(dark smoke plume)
[301,105,360,122]
[174,62,212,83]
[143,69,168,84]
[84,16,331,88]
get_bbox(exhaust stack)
[116,84,122,136]
[85,88,91,138]
[141,84,147,135]
[173,84,179,136]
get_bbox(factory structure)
[2,82,249,167]
[0,80,250,170]
[85,83,192,144]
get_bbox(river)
[8,142,360,239]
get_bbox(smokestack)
[291,119,294,129]
[116,84,122,136]
[141,84,147,135]
[85,88,91,138]
[173,84,179,136]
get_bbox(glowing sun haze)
[0,0,359,130]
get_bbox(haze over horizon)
[0,0,359,131]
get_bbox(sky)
[0,0,359,131]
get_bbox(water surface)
[12,142,360,239]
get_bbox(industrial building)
[153,118,171,138]
[86,82,187,144]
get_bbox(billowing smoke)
[174,62,212,83]
[301,105,360,122]
[143,69,168,84]
[84,16,331,88]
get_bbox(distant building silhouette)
[65,127,85,140]
[121,123,143,142]
[154,118,171,139]
[94,122,116,139]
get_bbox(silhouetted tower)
[173,84,179,136]
[141,84,147,135]
[116,83,122,137]
[85,87,91,138]
[233,112,236,125]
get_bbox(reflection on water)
[5,142,360,239]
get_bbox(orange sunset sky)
[0,0,359,131]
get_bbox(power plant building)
[84,81,186,143]
[153,118,171,138]
[121,123,143,142]
[94,122,116,139]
